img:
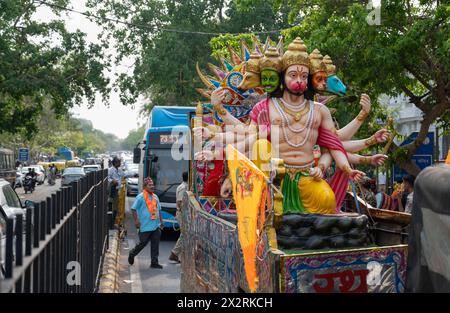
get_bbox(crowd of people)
[357,171,415,214]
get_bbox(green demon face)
[260,69,280,93]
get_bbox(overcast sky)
[34,1,146,139]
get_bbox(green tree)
[0,0,110,138]
[0,101,121,160]
[86,0,292,111]
[236,0,449,175]
[121,125,145,151]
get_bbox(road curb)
[98,230,121,293]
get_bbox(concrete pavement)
[118,196,181,293]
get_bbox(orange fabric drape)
[227,145,267,293]
[143,190,157,220]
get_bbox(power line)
[37,0,293,36]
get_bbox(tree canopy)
[86,0,292,110]
[235,0,449,175]
[0,0,110,138]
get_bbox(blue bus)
[57,147,74,161]
[135,106,196,229]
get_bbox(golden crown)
[239,49,262,90]
[323,55,336,76]
[282,37,309,71]
[309,49,327,75]
[259,46,283,73]
[246,50,262,74]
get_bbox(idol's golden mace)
[382,117,398,155]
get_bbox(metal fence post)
[15,213,23,266]
[33,203,40,248]
[40,201,46,241]
[25,208,32,256]
[5,218,14,279]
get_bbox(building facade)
[379,94,449,161]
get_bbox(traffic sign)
[18,148,29,162]
[392,132,434,182]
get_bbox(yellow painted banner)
[226,145,267,292]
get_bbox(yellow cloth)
[251,138,336,215]
[251,139,272,177]
[116,178,126,225]
[446,149,450,164]
[227,145,267,293]
[297,176,336,214]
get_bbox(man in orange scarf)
[128,177,164,269]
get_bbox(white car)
[21,166,46,185]
[82,165,101,174]
[0,179,31,219]
[0,179,34,278]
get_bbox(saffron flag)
[446,149,450,164]
[226,144,267,292]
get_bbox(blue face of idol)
[327,75,347,96]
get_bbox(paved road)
[118,196,181,293]
[16,179,62,204]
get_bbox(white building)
[379,94,449,160]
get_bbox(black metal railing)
[0,169,109,293]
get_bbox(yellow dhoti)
[252,139,336,215]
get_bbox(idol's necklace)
[273,98,315,148]
[279,98,309,122]
[280,97,306,111]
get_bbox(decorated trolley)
[178,36,410,293]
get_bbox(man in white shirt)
[169,171,188,263]
[108,157,124,226]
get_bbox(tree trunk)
[398,159,421,177]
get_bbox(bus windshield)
[148,149,189,203]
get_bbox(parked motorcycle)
[23,175,36,194]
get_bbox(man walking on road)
[169,172,188,263]
[128,177,164,269]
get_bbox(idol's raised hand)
[374,129,390,143]
[194,150,214,162]
[371,154,388,166]
[193,127,211,141]
[211,88,226,106]
[360,93,371,114]
[348,168,366,182]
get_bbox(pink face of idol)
[284,65,309,95]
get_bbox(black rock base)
[277,213,370,250]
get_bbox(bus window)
[147,149,189,203]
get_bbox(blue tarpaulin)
[149,106,196,128]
